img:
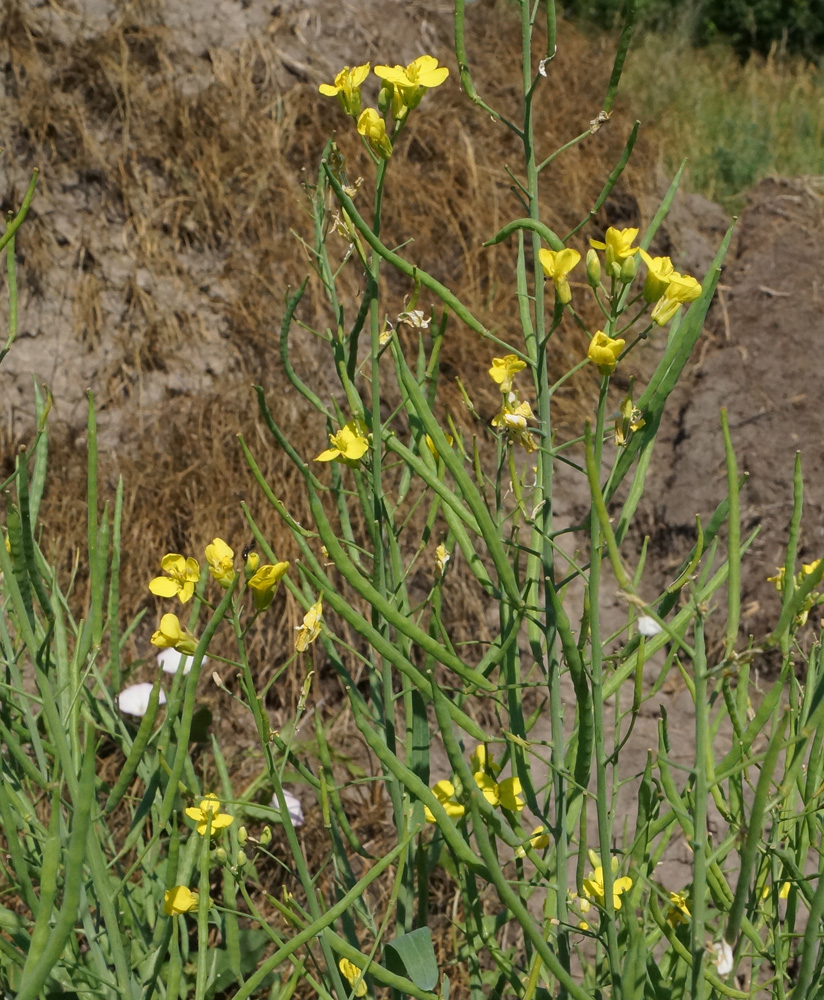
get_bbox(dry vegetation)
[0,0,667,648]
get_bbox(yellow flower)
[802,559,822,576]
[150,613,197,655]
[639,249,675,303]
[185,794,234,836]
[650,271,701,326]
[205,537,235,588]
[435,543,450,578]
[767,566,785,592]
[424,432,453,462]
[470,744,501,777]
[538,247,581,305]
[424,779,465,823]
[666,890,691,927]
[148,553,200,604]
[338,958,367,997]
[247,561,289,612]
[163,885,199,916]
[296,597,323,652]
[315,419,371,464]
[491,399,537,453]
[589,227,640,270]
[779,881,791,899]
[374,55,449,111]
[356,108,393,159]
[488,355,527,394]
[582,865,633,910]
[318,63,370,116]
[516,825,550,858]
[473,772,525,811]
[587,331,625,376]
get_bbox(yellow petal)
[149,576,181,598]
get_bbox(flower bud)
[215,846,227,864]
[377,82,393,116]
[236,849,248,868]
[585,248,601,288]
[259,826,272,847]
[237,825,248,845]
[243,551,260,581]
[619,254,637,285]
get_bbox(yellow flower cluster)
[580,227,702,380]
[424,745,525,823]
[488,355,537,453]
[768,558,823,625]
[319,56,450,160]
[148,537,290,652]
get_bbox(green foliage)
[566,0,824,60]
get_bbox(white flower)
[157,647,204,675]
[709,940,733,976]
[272,789,304,827]
[117,682,167,717]
[637,615,663,637]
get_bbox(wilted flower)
[424,779,465,823]
[117,682,167,717]
[357,108,393,159]
[587,331,625,376]
[488,355,527,394]
[435,543,450,578]
[185,794,234,836]
[538,247,581,305]
[398,309,429,329]
[767,566,786,592]
[247,561,290,612]
[589,227,640,270]
[614,394,645,446]
[296,597,323,652]
[148,553,200,604]
[205,537,235,588]
[318,63,370,116]
[316,419,370,465]
[164,885,199,916]
[150,613,198,655]
[338,958,368,998]
[491,398,538,453]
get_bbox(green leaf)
[384,927,439,991]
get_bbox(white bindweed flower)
[157,647,204,675]
[637,615,663,637]
[709,940,734,976]
[118,682,167,717]
[272,789,305,827]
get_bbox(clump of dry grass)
[1,0,661,669]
